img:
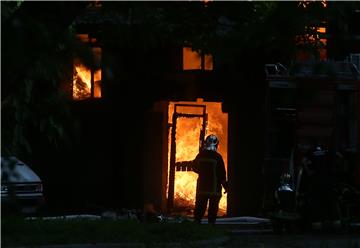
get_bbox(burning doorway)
[167,98,228,216]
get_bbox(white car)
[1,156,45,214]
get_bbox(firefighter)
[300,144,338,229]
[192,134,228,224]
[272,173,297,233]
[275,173,295,213]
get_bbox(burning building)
[15,1,359,217]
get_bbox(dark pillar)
[142,102,169,213]
[227,90,266,217]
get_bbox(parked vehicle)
[1,156,45,214]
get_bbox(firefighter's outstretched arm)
[192,155,200,173]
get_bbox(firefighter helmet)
[278,173,293,192]
[204,134,219,151]
[312,145,327,157]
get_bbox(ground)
[222,233,360,248]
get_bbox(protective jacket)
[193,150,226,196]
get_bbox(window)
[183,47,213,71]
[296,26,327,61]
[296,1,327,61]
[73,34,102,100]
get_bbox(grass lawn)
[1,215,228,247]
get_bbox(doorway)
[167,98,228,216]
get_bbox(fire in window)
[73,34,102,100]
[183,47,213,71]
[296,1,327,61]
[298,0,327,8]
[296,26,327,61]
[317,26,327,60]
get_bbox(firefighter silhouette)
[275,173,295,213]
[299,144,338,225]
[192,134,228,224]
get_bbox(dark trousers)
[194,193,221,224]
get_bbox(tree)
[1,1,88,157]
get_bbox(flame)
[168,99,228,216]
[94,69,102,98]
[298,0,327,8]
[318,27,327,60]
[72,39,102,100]
[175,117,203,162]
[296,25,327,61]
[183,47,213,71]
[73,63,91,100]
[183,47,201,70]
[73,64,102,100]
[204,53,213,71]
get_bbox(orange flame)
[298,0,327,8]
[296,26,327,61]
[168,99,228,215]
[94,69,102,98]
[183,47,213,71]
[73,63,91,100]
[73,63,102,100]
[72,44,102,100]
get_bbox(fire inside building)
[6,1,360,218]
